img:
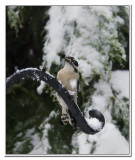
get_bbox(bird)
[56,56,79,127]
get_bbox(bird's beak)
[65,57,71,63]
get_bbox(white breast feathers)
[70,79,77,89]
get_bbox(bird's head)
[65,57,78,70]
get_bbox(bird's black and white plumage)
[56,57,79,126]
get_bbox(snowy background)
[6,6,130,155]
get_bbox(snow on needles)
[110,70,129,99]
[29,111,56,154]
[38,6,129,155]
[41,6,126,78]
[71,70,129,154]
[73,123,129,154]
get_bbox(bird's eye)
[73,60,78,67]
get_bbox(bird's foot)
[61,114,69,125]
[68,115,76,127]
